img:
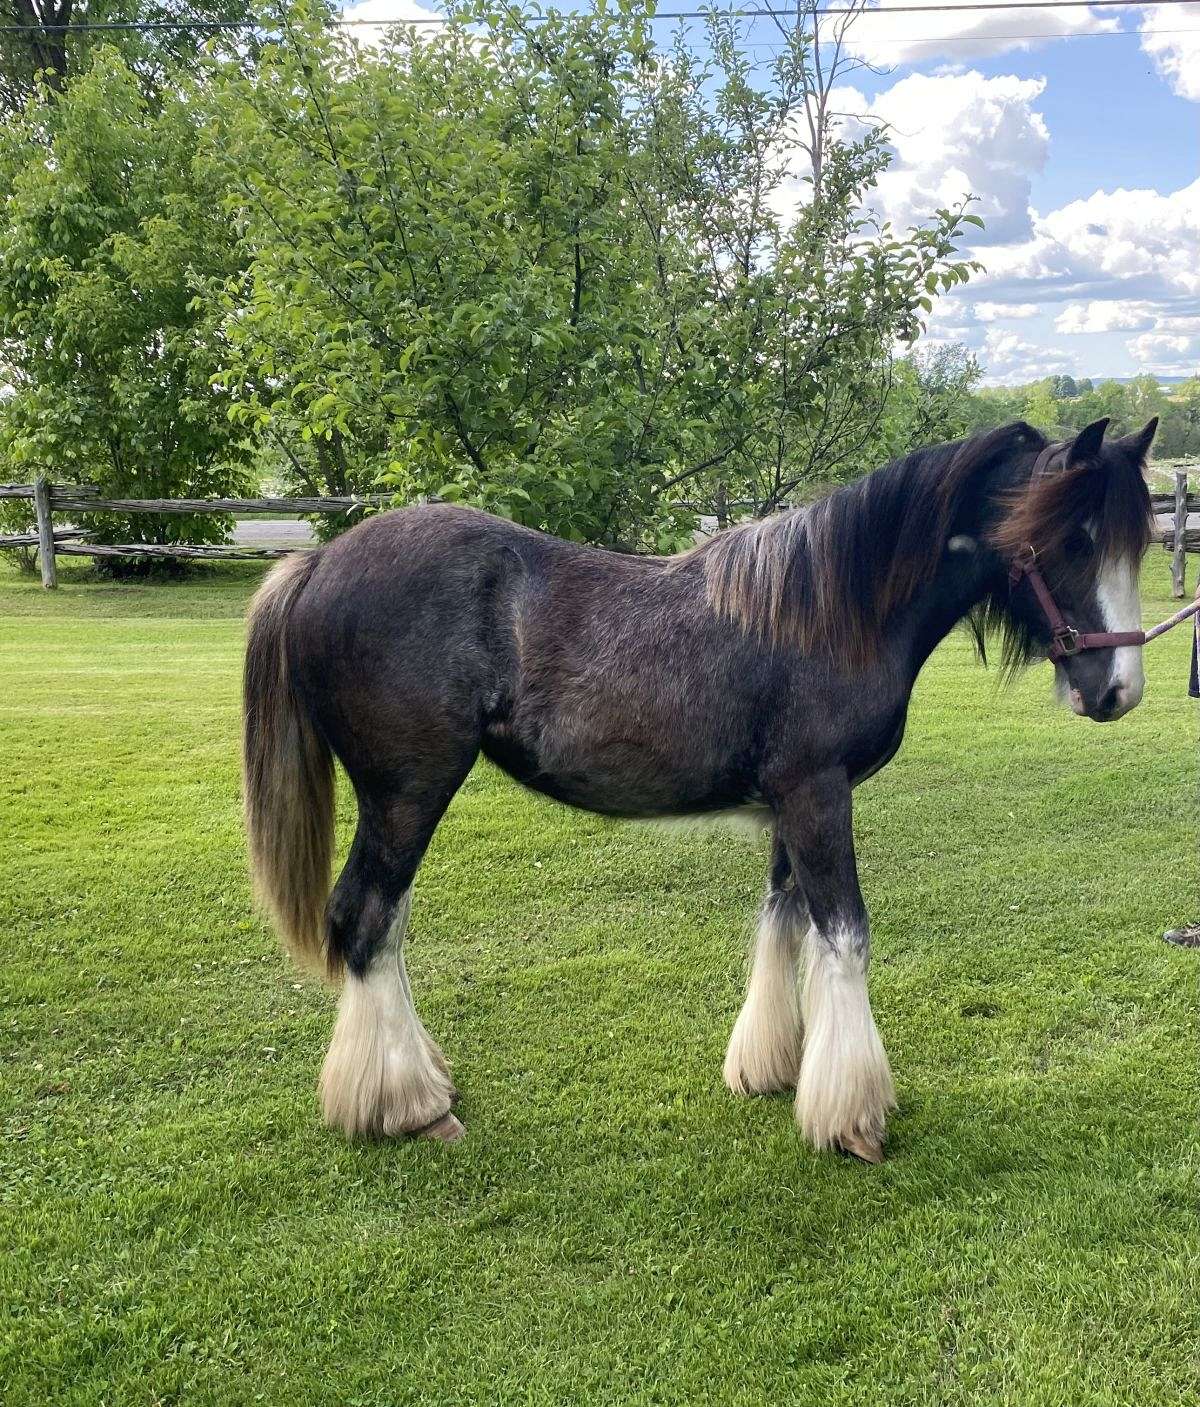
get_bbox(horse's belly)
[480,722,759,819]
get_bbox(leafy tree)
[1156,377,1200,460]
[1075,378,1141,435]
[0,48,255,554]
[1121,373,1169,434]
[207,1,980,545]
[1020,380,1061,438]
[0,401,39,573]
[867,342,981,463]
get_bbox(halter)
[1008,440,1200,662]
[1008,546,1147,660]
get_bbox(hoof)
[839,1131,884,1164]
[419,1112,465,1143]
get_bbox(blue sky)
[1020,33,1196,201]
[880,30,1195,204]
[343,1,1200,384]
[823,5,1200,382]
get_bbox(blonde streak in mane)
[701,519,765,640]
[751,519,786,642]
[770,514,811,647]
[805,500,840,655]
[702,512,814,650]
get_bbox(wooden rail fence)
[3,469,1197,594]
[0,477,396,589]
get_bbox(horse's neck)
[901,539,999,673]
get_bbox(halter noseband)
[1008,439,1199,662]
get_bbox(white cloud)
[960,182,1200,379]
[1140,2,1200,101]
[1127,329,1200,375]
[978,328,1072,384]
[974,301,1039,321]
[805,30,1199,384]
[1130,332,1194,356]
[830,72,1049,246]
[340,0,444,42]
[1054,300,1159,333]
[847,0,1119,67]
[982,179,1200,304]
[921,299,978,341]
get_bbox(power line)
[746,21,1200,41]
[0,0,1197,35]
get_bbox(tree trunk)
[10,0,74,93]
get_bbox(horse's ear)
[1115,416,1158,462]
[1066,417,1109,466]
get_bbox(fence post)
[33,475,57,590]
[1172,469,1188,599]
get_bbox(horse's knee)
[326,838,409,977]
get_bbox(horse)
[242,415,1156,1162]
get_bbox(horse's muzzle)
[1069,680,1141,722]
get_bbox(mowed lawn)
[1,551,1197,1406]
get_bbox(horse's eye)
[1065,530,1094,558]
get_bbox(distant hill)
[1085,375,1193,386]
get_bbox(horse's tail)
[242,551,335,975]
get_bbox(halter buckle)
[1052,626,1081,658]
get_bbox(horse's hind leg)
[320,772,472,1142]
[723,838,805,1095]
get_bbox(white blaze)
[1096,556,1145,710]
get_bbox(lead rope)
[1144,594,1200,644]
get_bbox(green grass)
[1,553,1197,1406]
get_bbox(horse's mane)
[679,423,1041,667]
[678,420,1151,670]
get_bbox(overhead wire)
[0,0,1198,32]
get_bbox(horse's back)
[283,505,663,775]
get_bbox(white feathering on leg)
[795,927,895,1152]
[724,895,805,1095]
[319,890,457,1138]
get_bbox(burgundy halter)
[1007,546,1146,661]
[1008,439,1200,662]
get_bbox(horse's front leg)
[779,769,896,1163]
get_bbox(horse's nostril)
[1097,684,1122,717]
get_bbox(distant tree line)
[963,373,1200,463]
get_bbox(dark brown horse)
[243,417,1155,1161]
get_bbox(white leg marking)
[1096,556,1144,714]
[724,895,805,1095]
[795,926,895,1156]
[319,890,459,1138]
